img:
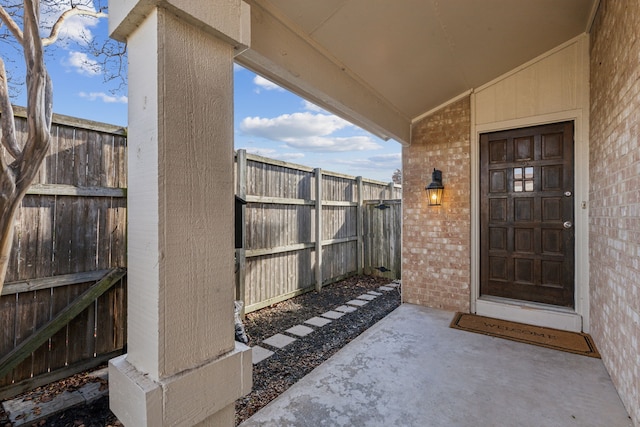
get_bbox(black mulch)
[0,275,400,427]
[235,275,400,425]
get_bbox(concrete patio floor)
[240,304,632,427]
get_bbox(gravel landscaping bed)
[236,275,401,425]
[0,275,401,427]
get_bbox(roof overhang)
[236,0,599,145]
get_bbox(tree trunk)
[0,0,53,295]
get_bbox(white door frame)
[470,106,590,333]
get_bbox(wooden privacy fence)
[0,108,127,399]
[0,117,398,395]
[363,199,402,278]
[235,150,401,313]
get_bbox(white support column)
[108,2,252,426]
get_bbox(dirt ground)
[0,275,401,427]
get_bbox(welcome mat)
[450,312,600,358]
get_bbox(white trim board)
[476,298,582,332]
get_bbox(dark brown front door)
[480,122,574,307]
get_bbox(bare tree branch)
[0,58,21,160]
[18,0,52,191]
[42,6,107,47]
[0,0,115,293]
[0,5,24,45]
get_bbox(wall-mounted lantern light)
[426,168,444,206]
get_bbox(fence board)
[48,283,70,377]
[13,292,34,382]
[363,200,402,279]
[0,270,126,380]
[0,110,127,396]
[31,288,51,379]
[0,295,16,387]
[66,283,93,365]
[94,278,126,355]
[110,197,127,267]
[35,196,55,278]
[237,150,401,313]
[7,208,20,283]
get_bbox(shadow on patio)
[240,304,631,427]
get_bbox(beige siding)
[475,35,589,125]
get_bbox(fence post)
[236,149,247,316]
[388,181,395,199]
[315,168,323,292]
[356,176,364,275]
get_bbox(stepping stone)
[252,346,274,364]
[321,310,345,319]
[388,282,401,288]
[262,333,297,349]
[357,294,377,301]
[305,316,333,327]
[334,305,357,313]
[367,291,383,296]
[285,325,315,337]
[378,286,394,291]
[347,299,368,306]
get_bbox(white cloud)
[66,51,101,76]
[367,153,402,163]
[285,135,382,152]
[240,112,382,152]
[79,91,128,104]
[253,75,284,92]
[241,112,350,140]
[334,152,401,169]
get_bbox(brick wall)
[402,97,471,311]
[590,1,640,424]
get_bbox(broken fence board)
[0,268,126,380]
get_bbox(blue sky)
[3,4,401,183]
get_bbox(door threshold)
[475,297,582,332]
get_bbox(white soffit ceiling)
[241,0,597,142]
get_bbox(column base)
[109,343,252,426]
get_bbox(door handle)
[563,221,573,229]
